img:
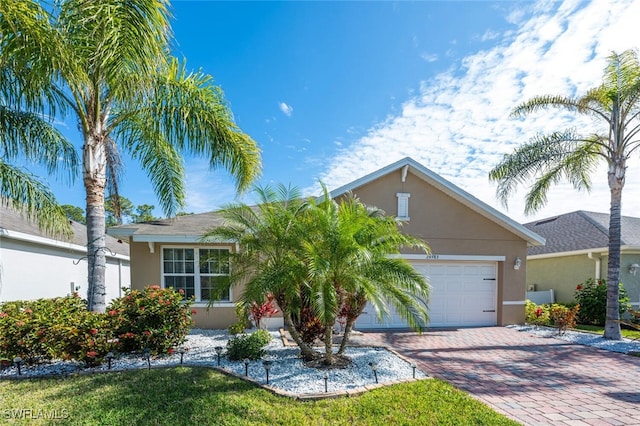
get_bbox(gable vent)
[397,193,410,221]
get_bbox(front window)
[162,247,231,303]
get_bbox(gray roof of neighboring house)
[523,211,640,256]
[1,205,130,256]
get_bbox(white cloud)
[279,102,293,117]
[420,52,438,62]
[313,0,640,224]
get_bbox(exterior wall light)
[629,263,640,276]
[514,257,522,270]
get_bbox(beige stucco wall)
[128,242,251,328]
[527,253,640,307]
[345,168,530,325]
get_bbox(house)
[524,211,640,309]
[0,205,130,304]
[108,157,544,329]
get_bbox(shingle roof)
[523,211,640,256]
[107,211,228,241]
[0,205,129,256]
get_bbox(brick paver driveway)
[360,327,640,425]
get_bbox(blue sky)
[41,0,640,223]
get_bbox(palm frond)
[0,161,72,237]
[489,130,601,212]
[0,105,78,181]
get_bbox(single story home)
[108,157,544,329]
[524,210,640,308]
[0,205,131,304]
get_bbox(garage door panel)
[356,261,497,329]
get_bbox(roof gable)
[524,210,640,256]
[329,157,545,246]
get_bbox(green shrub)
[106,286,194,355]
[0,287,195,366]
[0,295,115,366]
[574,278,630,325]
[525,300,552,326]
[226,331,272,361]
[550,304,580,335]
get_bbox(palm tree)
[489,49,640,340]
[0,0,260,312]
[203,184,318,361]
[206,184,431,365]
[304,188,430,365]
[0,64,77,237]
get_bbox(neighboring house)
[0,206,130,304]
[524,211,640,308]
[108,157,544,329]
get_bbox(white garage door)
[355,261,497,329]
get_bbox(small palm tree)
[0,64,77,236]
[304,188,430,365]
[202,184,318,361]
[0,0,260,311]
[206,184,431,365]
[489,49,640,340]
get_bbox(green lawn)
[574,324,640,340]
[0,367,518,425]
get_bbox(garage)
[354,261,497,329]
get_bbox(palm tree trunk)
[337,318,356,356]
[323,326,333,365]
[282,310,318,361]
[83,134,108,313]
[604,165,624,340]
[337,296,367,355]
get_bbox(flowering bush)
[0,295,115,366]
[0,286,194,366]
[106,286,194,355]
[574,278,630,326]
[550,304,580,335]
[525,300,551,326]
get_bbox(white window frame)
[161,245,234,307]
[396,192,410,221]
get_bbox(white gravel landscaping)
[0,329,425,396]
[508,324,640,354]
[4,325,637,394]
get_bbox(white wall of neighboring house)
[0,228,130,304]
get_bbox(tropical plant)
[0,64,76,236]
[202,184,316,360]
[303,188,431,364]
[204,184,431,365]
[0,0,261,312]
[489,49,640,340]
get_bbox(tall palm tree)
[0,0,260,312]
[203,184,318,361]
[304,188,430,365]
[0,64,76,237]
[489,49,640,340]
